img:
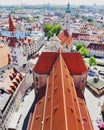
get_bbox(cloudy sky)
[0,0,104,5]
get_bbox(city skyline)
[0,0,104,6]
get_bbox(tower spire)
[65,2,71,34]
[65,2,71,14]
[9,15,15,31]
[8,15,16,47]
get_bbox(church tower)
[8,15,27,68]
[65,2,71,34]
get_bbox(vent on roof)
[83,117,87,121]
[70,107,74,112]
[47,96,51,101]
[36,115,40,120]
[45,115,49,123]
[38,101,42,105]
[65,75,68,78]
[54,74,58,79]
[73,98,76,102]
[54,87,58,92]
[54,65,57,68]
[79,102,83,105]
[49,83,52,86]
[77,118,80,122]
[67,87,70,93]
[71,83,73,86]
[64,65,67,68]
[54,105,58,113]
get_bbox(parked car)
[88,70,96,76]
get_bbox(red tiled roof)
[8,37,16,47]
[58,30,72,46]
[76,88,94,130]
[34,52,87,75]
[28,53,93,130]
[72,33,89,39]
[28,86,46,130]
[0,67,23,94]
[87,43,104,51]
[62,52,87,74]
[9,15,15,31]
[34,52,59,74]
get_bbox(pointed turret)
[9,15,15,31]
[65,2,71,34]
[65,2,71,13]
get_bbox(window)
[36,76,38,82]
[82,79,85,83]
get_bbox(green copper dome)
[66,3,71,13]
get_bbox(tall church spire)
[65,2,71,34]
[65,2,71,14]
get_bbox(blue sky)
[0,0,104,5]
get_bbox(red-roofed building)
[9,15,15,31]
[44,3,73,52]
[27,51,93,130]
[8,15,27,68]
[57,30,73,51]
[87,43,104,58]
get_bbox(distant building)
[87,43,104,58]
[64,2,71,34]
[44,3,73,52]
[22,31,45,59]
[8,15,27,68]
[27,51,93,130]
[0,42,31,130]
[8,15,45,67]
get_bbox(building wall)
[73,73,87,94]
[9,46,27,68]
[33,71,87,95]
[88,49,104,57]
[33,72,47,90]
[1,74,30,130]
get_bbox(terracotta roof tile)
[28,53,93,130]
[58,30,72,46]
[0,67,23,94]
[9,15,15,31]
[34,52,87,75]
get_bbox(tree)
[89,56,97,66]
[43,23,53,36]
[78,46,88,57]
[33,16,39,19]
[43,23,61,39]
[87,18,93,23]
[76,43,83,51]
[81,16,87,21]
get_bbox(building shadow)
[22,86,46,130]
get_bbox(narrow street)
[17,89,35,130]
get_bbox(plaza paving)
[84,87,104,130]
